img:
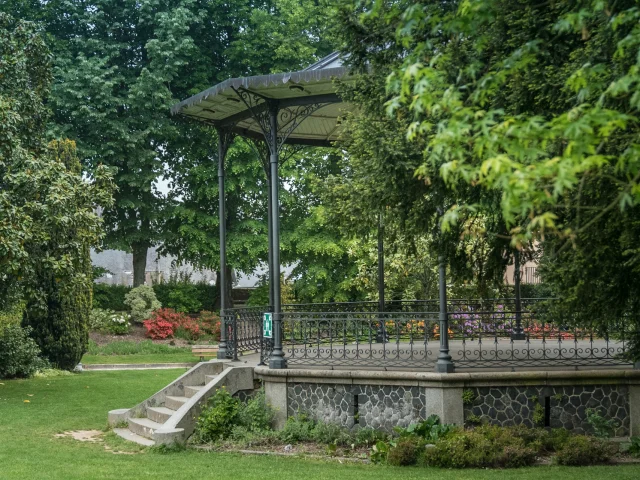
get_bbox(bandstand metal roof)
[170,52,353,147]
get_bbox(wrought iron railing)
[223,306,271,363]
[223,299,638,370]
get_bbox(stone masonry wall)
[287,383,426,431]
[463,385,630,437]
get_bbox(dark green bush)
[278,415,316,443]
[418,425,538,468]
[554,435,614,466]
[92,284,130,311]
[194,387,241,443]
[311,421,353,446]
[355,427,388,446]
[0,325,48,379]
[388,436,422,466]
[24,276,92,370]
[237,391,274,432]
[153,281,216,313]
[93,282,217,314]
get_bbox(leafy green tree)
[160,1,335,305]
[0,14,114,369]
[368,0,640,358]
[325,3,516,297]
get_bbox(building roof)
[170,53,354,146]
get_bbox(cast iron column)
[216,130,228,360]
[268,103,287,369]
[267,177,275,308]
[511,250,525,340]
[435,255,455,373]
[376,213,386,342]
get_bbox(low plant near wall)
[191,395,630,468]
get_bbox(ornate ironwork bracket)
[232,86,328,154]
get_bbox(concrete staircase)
[108,361,255,446]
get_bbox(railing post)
[267,102,287,369]
[435,256,455,373]
[511,250,525,340]
[376,212,386,343]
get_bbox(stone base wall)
[463,385,630,436]
[287,383,425,431]
[256,368,640,437]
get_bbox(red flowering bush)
[143,308,189,340]
[144,308,221,341]
[143,318,175,340]
[175,317,201,341]
[199,311,221,341]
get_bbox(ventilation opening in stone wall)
[353,392,359,425]
[544,396,551,427]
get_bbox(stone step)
[128,417,163,439]
[113,428,156,447]
[205,375,218,384]
[184,385,204,398]
[165,395,189,410]
[146,406,175,424]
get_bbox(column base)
[216,349,227,360]
[435,360,455,373]
[269,356,288,369]
[510,333,526,341]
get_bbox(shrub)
[89,309,131,335]
[153,277,217,313]
[399,415,456,442]
[93,283,217,314]
[199,311,221,341]
[194,387,240,443]
[278,415,316,443]
[355,427,388,446]
[586,408,618,438]
[0,325,48,379]
[124,285,161,323]
[311,421,353,446]
[174,316,201,341]
[418,425,538,468]
[388,436,421,466]
[143,309,182,339]
[237,390,274,432]
[23,276,92,370]
[628,436,640,457]
[554,435,614,466]
[143,308,202,340]
[92,284,130,310]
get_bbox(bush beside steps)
[191,389,635,468]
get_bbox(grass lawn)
[1,370,639,480]
[82,340,200,364]
[81,353,200,364]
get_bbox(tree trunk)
[215,265,234,310]
[132,242,148,287]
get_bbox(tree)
[8,0,337,287]
[323,2,515,297]
[0,14,114,368]
[371,0,640,358]
[160,0,336,305]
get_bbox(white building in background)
[91,246,270,288]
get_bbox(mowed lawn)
[1,371,639,480]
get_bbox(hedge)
[92,283,218,314]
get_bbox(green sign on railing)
[263,312,273,338]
